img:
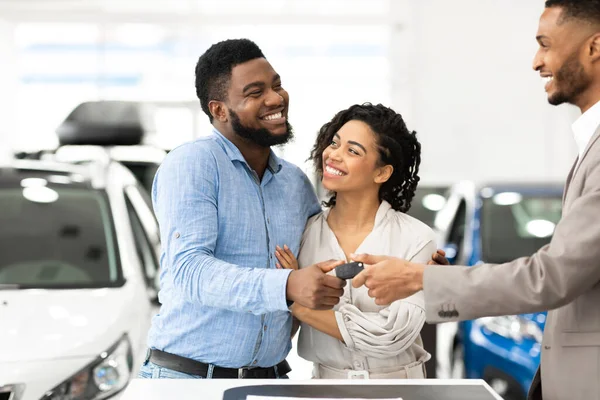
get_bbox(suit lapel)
[563,125,600,205]
[563,158,578,205]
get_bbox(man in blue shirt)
[139,39,346,379]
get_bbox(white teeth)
[544,76,553,83]
[263,112,282,121]
[325,165,345,176]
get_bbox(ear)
[208,100,228,123]
[589,33,600,62]
[374,164,393,184]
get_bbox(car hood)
[0,287,132,362]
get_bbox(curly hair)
[195,39,265,123]
[309,103,421,213]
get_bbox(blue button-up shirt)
[147,128,321,368]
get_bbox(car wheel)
[450,341,466,379]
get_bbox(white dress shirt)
[573,100,600,171]
[296,201,436,378]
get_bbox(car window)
[125,194,159,287]
[120,161,159,195]
[407,187,448,227]
[447,199,467,263]
[0,188,122,288]
[481,194,562,264]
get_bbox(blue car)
[433,181,563,400]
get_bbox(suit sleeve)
[423,160,600,323]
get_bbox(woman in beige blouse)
[275,103,436,379]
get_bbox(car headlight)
[41,335,133,400]
[477,315,543,343]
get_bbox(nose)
[532,48,543,71]
[328,146,343,161]
[265,89,284,107]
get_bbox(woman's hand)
[275,245,299,270]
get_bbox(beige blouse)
[297,200,437,376]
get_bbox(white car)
[0,157,160,400]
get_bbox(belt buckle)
[347,370,369,379]
[238,368,248,379]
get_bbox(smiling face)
[321,119,392,195]
[210,57,293,147]
[532,6,600,111]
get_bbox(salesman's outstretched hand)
[351,254,425,305]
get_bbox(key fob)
[335,261,364,280]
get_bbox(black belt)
[147,349,291,379]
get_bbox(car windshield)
[481,191,562,264]
[407,186,448,228]
[0,186,121,289]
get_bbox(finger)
[276,250,291,265]
[322,296,341,306]
[276,263,282,269]
[316,259,344,273]
[433,253,450,265]
[283,247,296,261]
[321,286,344,298]
[437,249,446,257]
[352,270,369,288]
[280,248,295,264]
[275,252,290,268]
[323,274,346,289]
[427,260,435,265]
[350,253,390,265]
[375,296,392,306]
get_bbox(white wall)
[394,0,580,185]
[0,0,585,185]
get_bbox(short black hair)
[545,0,600,25]
[310,103,421,213]
[194,39,265,122]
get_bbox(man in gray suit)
[351,1,600,399]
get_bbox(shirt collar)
[572,100,600,159]
[212,127,283,174]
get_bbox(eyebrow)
[334,133,367,153]
[242,74,281,93]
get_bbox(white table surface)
[119,378,503,400]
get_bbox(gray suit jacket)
[423,126,600,400]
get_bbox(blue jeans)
[138,360,289,379]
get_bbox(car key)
[335,261,364,280]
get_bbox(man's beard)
[229,109,294,148]
[548,51,591,106]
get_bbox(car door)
[124,184,160,302]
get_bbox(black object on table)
[223,384,498,400]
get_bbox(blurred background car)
[433,181,562,400]
[0,101,163,400]
[0,156,160,400]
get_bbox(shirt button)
[253,360,258,365]
[174,232,180,239]
[544,345,551,350]
[353,361,362,369]
[264,326,267,331]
